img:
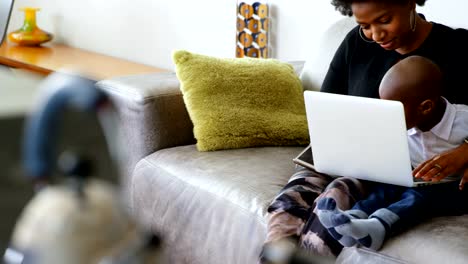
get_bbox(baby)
[316,55,468,250]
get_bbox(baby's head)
[379,55,443,130]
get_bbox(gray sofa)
[96,17,468,264]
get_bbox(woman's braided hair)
[331,0,427,16]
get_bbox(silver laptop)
[301,90,456,187]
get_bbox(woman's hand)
[413,142,468,182]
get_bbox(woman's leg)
[301,177,368,253]
[264,167,368,258]
[264,166,334,255]
[265,167,332,242]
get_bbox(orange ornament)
[8,7,53,46]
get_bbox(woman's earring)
[359,27,374,43]
[410,10,417,32]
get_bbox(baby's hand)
[459,168,468,191]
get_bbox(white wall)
[8,0,468,71]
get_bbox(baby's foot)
[326,227,357,247]
[316,198,367,228]
[334,218,386,250]
[316,198,367,247]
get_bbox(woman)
[263,0,468,258]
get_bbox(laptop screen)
[0,0,14,45]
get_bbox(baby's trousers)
[353,181,468,234]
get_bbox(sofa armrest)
[96,72,195,173]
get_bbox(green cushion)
[172,50,308,151]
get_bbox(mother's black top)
[321,21,468,105]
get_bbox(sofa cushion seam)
[99,84,182,105]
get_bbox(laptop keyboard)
[413,174,460,185]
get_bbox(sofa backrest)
[300,17,357,91]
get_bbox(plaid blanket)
[263,166,369,257]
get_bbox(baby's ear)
[419,99,435,115]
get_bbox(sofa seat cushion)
[338,215,468,264]
[131,145,303,264]
[378,215,468,264]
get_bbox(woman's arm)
[413,140,468,183]
[414,106,468,183]
[320,29,356,94]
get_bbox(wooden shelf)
[0,42,166,80]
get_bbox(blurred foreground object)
[262,239,335,264]
[8,7,53,46]
[3,72,164,264]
